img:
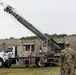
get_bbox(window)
[4,48,13,53]
[26,45,30,51]
[23,45,35,51]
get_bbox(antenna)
[0,0,7,8]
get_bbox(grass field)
[0,65,60,75]
[0,66,61,75]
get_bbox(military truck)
[0,1,61,68]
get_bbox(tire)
[4,63,8,68]
[0,59,3,68]
[37,59,41,67]
[36,59,41,67]
[26,64,29,68]
[4,63,11,68]
[36,59,51,67]
[44,63,50,67]
[51,63,58,66]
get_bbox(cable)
[7,13,22,38]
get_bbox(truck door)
[4,47,15,59]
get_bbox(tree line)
[20,33,76,40]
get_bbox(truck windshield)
[4,48,13,53]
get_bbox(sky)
[0,0,76,39]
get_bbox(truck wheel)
[26,64,29,68]
[4,64,8,68]
[4,63,11,68]
[44,63,50,67]
[36,59,41,67]
[36,59,50,67]
[0,59,3,68]
[38,60,41,67]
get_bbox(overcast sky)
[0,0,76,39]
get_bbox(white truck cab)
[0,46,16,67]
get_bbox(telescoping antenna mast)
[0,0,61,56]
[0,0,6,8]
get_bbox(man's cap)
[29,51,33,54]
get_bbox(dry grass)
[0,64,76,75]
[0,66,60,75]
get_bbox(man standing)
[39,50,45,68]
[28,51,34,68]
[60,41,76,75]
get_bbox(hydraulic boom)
[0,1,61,56]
